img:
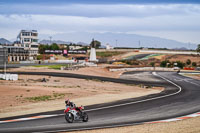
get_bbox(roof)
[21,30,37,33]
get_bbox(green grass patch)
[139,54,163,60]
[85,78,103,82]
[32,64,69,70]
[53,93,65,99]
[25,93,66,102]
[26,95,52,102]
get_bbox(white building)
[106,43,113,50]
[17,30,39,60]
[69,45,83,50]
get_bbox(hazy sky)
[0,0,200,44]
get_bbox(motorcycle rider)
[65,99,83,116]
[65,99,75,109]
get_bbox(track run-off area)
[0,71,200,133]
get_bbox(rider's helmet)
[65,99,70,105]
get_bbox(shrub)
[150,62,155,67]
[160,60,170,67]
[186,59,191,65]
[192,62,197,67]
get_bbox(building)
[17,30,39,60]
[7,46,29,62]
[0,46,8,68]
[69,45,83,50]
[106,43,113,50]
[0,46,29,62]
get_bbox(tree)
[50,43,59,50]
[90,40,101,48]
[176,61,185,69]
[186,59,191,66]
[197,44,200,53]
[38,44,47,54]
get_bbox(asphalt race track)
[0,71,200,133]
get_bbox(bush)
[192,62,197,67]
[150,62,155,67]
[186,59,191,65]
[160,60,170,67]
[37,55,43,60]
[122,60,139,65]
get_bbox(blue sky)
[0,0,200,46]
[1,0,200,4]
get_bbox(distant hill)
[39,39,73,45]
[0,38,12,45]
[173,47,189,50]
[77,42,89,46]
[40,40,90,46]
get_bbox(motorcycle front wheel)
[65,112,74,123]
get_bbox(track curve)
[0,71,200,133]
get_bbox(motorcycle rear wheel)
[82,112,89,122]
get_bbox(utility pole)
[138,40,141,48]
[49,36,52,45]
[188,42,191,50]
[4,47,7,75]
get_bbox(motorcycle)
[64,105,89,123]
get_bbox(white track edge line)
[0,72,182,124]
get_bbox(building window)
[32,33,38,36]
[22,32,30,36]
[32,39,38,43]
[31,45,38,48]
[24,38,30,42]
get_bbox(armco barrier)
[184,67,195,70]
[109,67,174,72]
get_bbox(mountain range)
[1,32,197,49]
[39,40,90,46]
[0,38,12,45]
[39,39,73,45]
[39,32,197,49]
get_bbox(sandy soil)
[0,67,162,118]
[112,51,146,60]
[152,54,167,60]
[166,54,200,63]
[69,116,200,133]
[181,74,200,80]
